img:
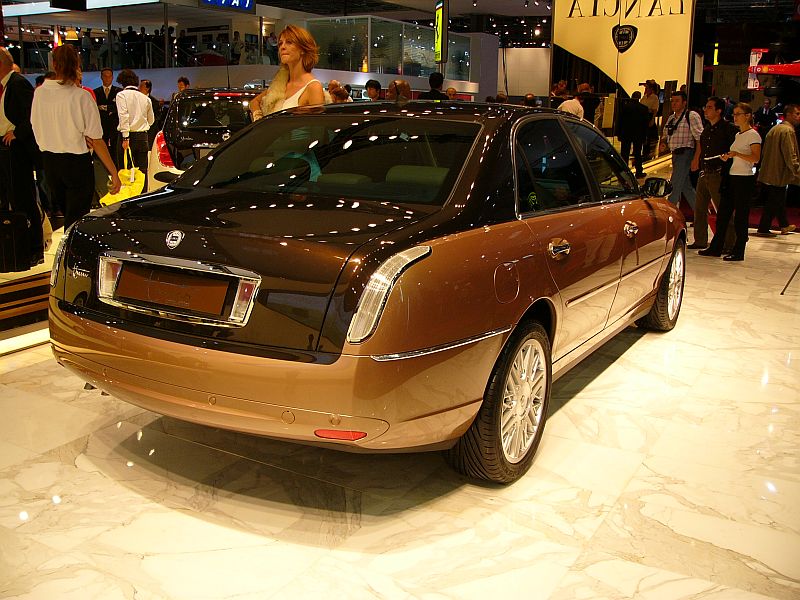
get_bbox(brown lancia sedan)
[49,101,685,483]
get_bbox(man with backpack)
[689,96,738,250]
[661,91,703,214]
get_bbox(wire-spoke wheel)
[636,238,685,332]
[445,321,551,484]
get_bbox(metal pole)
[547,3,555,107]
[781,261,800,296]
[686,0,697,107]
[106,9,112,69]
[258,16,263,64]
[163,3,169,68]
[17,17,25,72]
[367,16,371,73]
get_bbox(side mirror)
[642,177,672,198]
[154,171,180,183]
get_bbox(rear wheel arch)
[444,300,556,484]
[516,297,556,348]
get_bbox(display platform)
[0,230,63,332]
[0,228,798,598]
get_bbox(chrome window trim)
[97,251,261,328]
[370,327,511,362]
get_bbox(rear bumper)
[49,298,503,452]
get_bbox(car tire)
[636,238,685,331]
[445,321,551,484]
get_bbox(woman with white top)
[31,44,120,230]
[699,102,761,262]
[115,68,154,191]
[250,25,325,120]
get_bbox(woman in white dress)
[251,25,326,119]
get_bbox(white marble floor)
[0,232,798,600]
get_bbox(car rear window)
[177,95,253,131]
[176,115,481,206]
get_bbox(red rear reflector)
[155,130,175,168]
[214,92,244,97]
[314,429,367,441]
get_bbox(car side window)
[563,121,638,200]
[515,119,593,214]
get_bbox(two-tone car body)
[50,102,685,483]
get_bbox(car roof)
[174,88,259,100]
[276,100,577,128]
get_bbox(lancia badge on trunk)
[166,230,185,249]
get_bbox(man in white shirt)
[115,69,154,191]
[558,92,586,119]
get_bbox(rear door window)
[514,119,593,213]
[563,121,638,200]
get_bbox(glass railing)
[308,16,473,82]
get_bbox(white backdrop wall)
[497,47,551,98]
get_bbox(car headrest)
[386,165,448,188]
[316,173,372,186]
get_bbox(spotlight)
[473,0,477,5]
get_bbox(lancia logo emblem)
[612,25,638,53]
[166,230,185,249]
[222,132,231,141]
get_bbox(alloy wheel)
[500,338,547,463]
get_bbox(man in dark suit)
[418,72,449,100]
[94,67,120,166]
[0,48,44,265]
[618,91,651,178]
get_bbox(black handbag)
[0,210,32,272]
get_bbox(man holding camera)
[661,91,703,214]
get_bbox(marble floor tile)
[0,441,39,472]
[623,455,800,535]
[551,550,779,599]
[0,232,798,598]
[0,388,114,456]
[583,498,800,598]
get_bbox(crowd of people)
[1,23,796,272]
[658,88,799,262]
[0,45,189,269]
[74,25,266,72]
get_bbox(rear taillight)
[155,131,175,168]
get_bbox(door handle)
[624,221,639,238]
[548,239,571,258]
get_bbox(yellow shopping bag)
[99,148,145,206]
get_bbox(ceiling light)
[535,28,541,35]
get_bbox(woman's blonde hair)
[280,25,318,73]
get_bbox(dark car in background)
[147,88,258,191]
[51,102,685,484]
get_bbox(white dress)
[280,79,320,110]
